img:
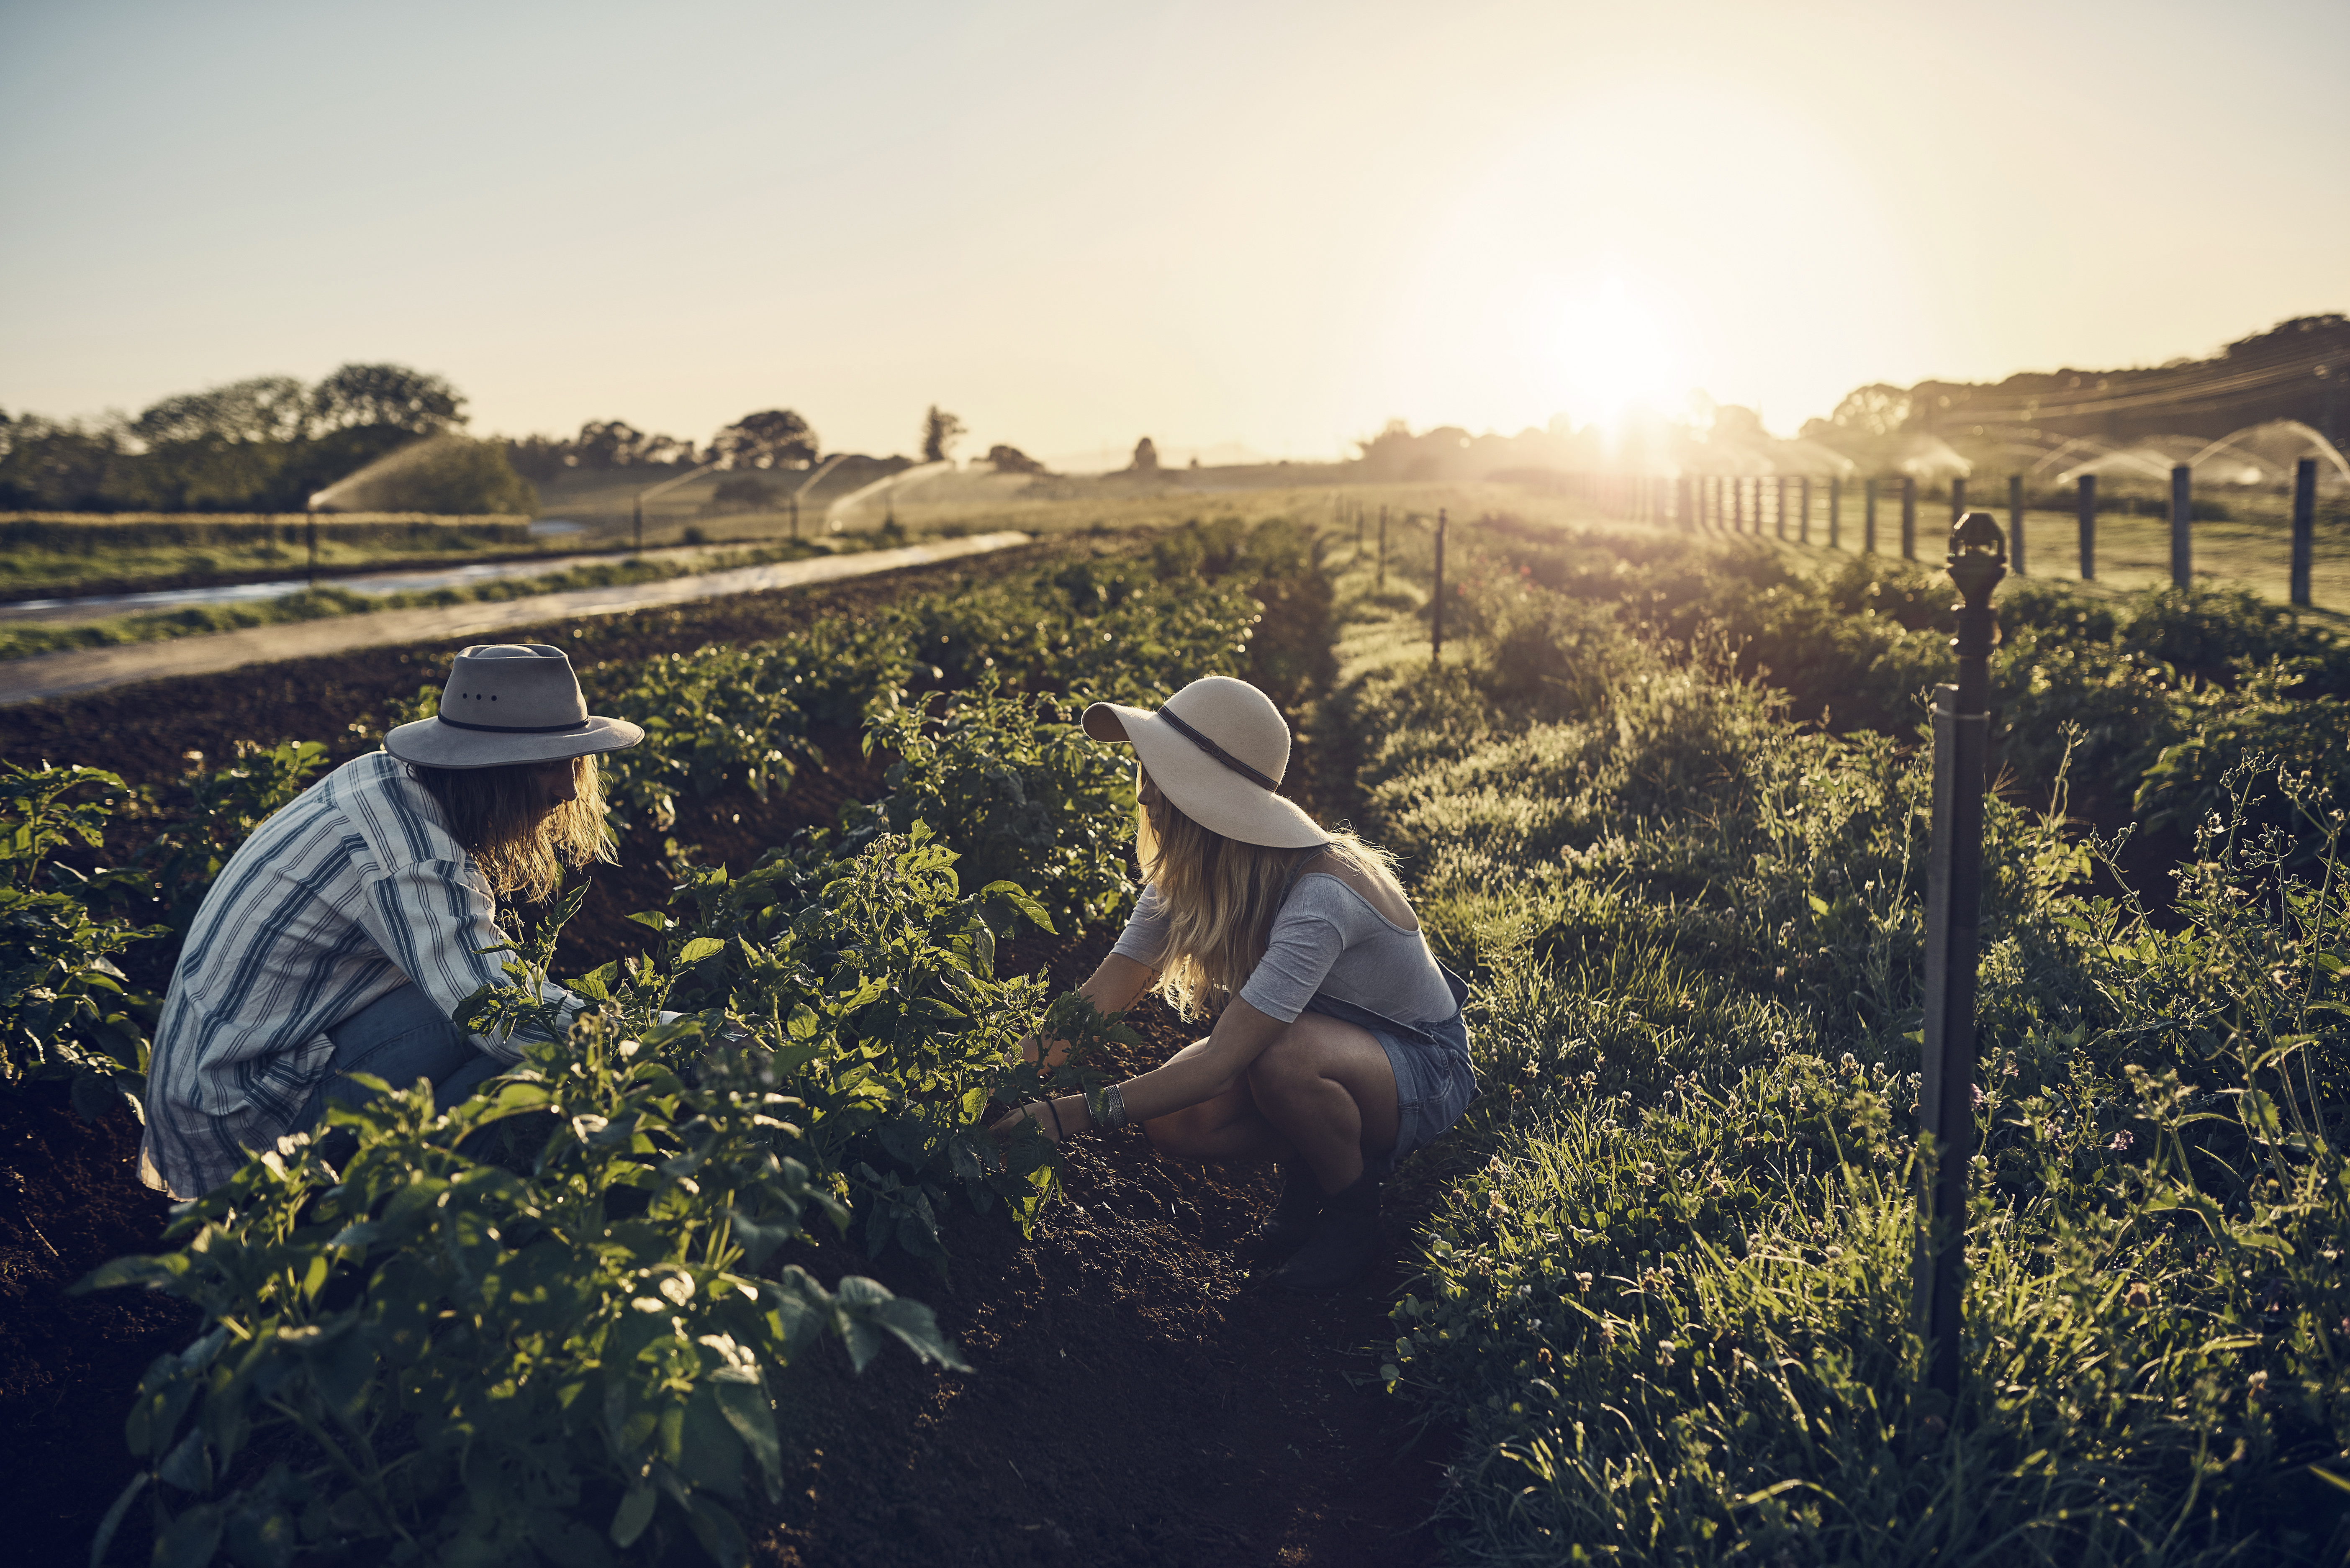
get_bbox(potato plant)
[0,761,158,1117]
[842,677,1141,937]
[80,821,1140,1566]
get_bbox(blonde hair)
[411,754,615,905]
[1134,783,1407,1020]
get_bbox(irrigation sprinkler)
[2078,474,2098,581]
[2170,464,2193,588]
[1915,508,2006,1412]
[2008,475,2026,577]
[789,452,849,543]
[1901,477,1919,559]
[1431,508,1448,665]
[633,459,722,554]
[2293,458,2318,607]
[1951,476,1967,525]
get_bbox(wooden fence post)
[1377,510,1388,592]
[1902,476,1918,560]
[1831,476,1842,549]
[1775,476,1788,540]
[1916,509,2006,1413]
[1865,477,1878,554]
[2008,474,2025,577]
[2078,474,2097,582]
[2170,464,2193,589]
[2292,457,2317,608]
[1432,508,1447,664]
[1800,476,1813,544]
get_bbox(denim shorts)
[1303,964,1477,1177]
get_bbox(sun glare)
[1539,272,1687,439]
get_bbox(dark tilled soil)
[0,543,1457,1566]
[0,1085,204,1561]
[746,928,1455,1568]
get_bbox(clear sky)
[3,0,2344,464]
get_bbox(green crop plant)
[0,761,159,1117]
[842,677,1141,936]
[77,817,1147,1565]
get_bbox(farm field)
[0,514,567,603]
[3,504,2348,1565]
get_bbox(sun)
[1539,273,1688,439]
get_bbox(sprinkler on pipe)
[306,493,326,588]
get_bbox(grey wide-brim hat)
[384,643,645,769]
[1082,675,1325,849]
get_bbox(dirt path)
[0,531,1030,704]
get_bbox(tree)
[310,363,466,434]
[132,375,311,446]
[983,444,1045,475]
[1129,436,1159,474]
[1829,384,1912,437]
[709,409,817,471]
[921,406,966,464]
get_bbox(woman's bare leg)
[1141,1037,1293,1165]
[1142,1018,1399,1194]
[1242,1013,1399,1194]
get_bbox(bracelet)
[1044,1097,1067,1140]
[1088,1082,1129,1130]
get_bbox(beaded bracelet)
[1087,1082,1130,1130]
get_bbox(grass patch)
[1332,522,2350,1563]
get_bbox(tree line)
[0,364,529,515]
[1,367,1064,517]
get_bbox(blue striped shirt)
[141,751,572,1198]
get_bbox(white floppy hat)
[383,643,645,769]
[1082,675,1326,849]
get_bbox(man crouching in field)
[139,644,643,1200]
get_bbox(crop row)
[1,539,1291,1565]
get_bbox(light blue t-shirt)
[1110,872,1456,1024]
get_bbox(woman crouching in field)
[993,675,1475,1291]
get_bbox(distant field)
[0,512,552,598]
[8,471,2343,620]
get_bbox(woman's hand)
[987,1095,1088,1143]
[988,1099,1059,1143]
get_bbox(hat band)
[435,714,593,735]
[1158,707,1279,792]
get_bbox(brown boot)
[1270,1171,1379,1291]
[1242,1163,1325,1259]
